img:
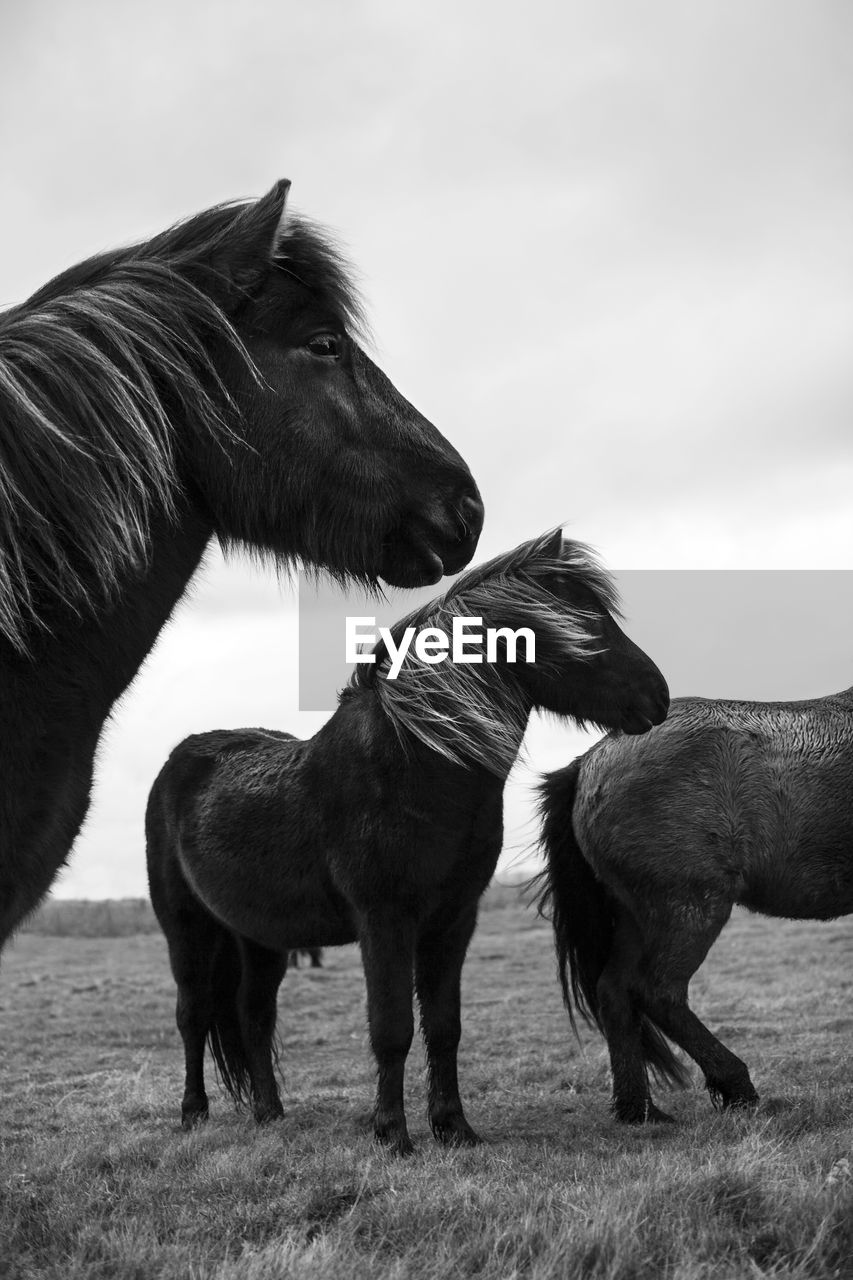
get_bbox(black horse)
[0,181,483,951]
[147,529,669,1154]
[537,689,853,1124]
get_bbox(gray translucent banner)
[298,570,853,712]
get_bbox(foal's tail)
[535,758,687,1089]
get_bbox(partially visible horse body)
[0,181,483,950]
[537,689,853,1123]
[146,530,669,1153]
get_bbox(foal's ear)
[212,179,291,300]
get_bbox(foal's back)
[574,690,853,920]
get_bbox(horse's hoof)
[756,1096,787,1116]
[181,1106,209,1131]
[254,1103,285,1125]
[644,1103,676,1124]
[707,1080,759,1112]
[721,1093,760,1113]
[614,1100,675,1125]
[373,1122,414,1157]
[431,1117,483,1147]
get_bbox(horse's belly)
[177,839,358,953]
[741,843,853,921]
[249,907,358,953]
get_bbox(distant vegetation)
[18,883,526,938]
[19,897,159,937]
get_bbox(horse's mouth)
[621,713,657,736]
[379,500,483,588]
[621,697,669,736]
[378,528,449,588]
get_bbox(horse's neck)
[325,679,533,786]
[308,689,512,814]
[0,502,212,741]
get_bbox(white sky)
[1,1,851,896]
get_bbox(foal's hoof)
[431,1116,483,1148]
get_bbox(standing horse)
[536,689,853,1123]
[0,181,483,950]
[147,529,669,1154]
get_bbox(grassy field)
[1,887,851,1279]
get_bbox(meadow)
[1,886,851,1279]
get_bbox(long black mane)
[0,201,364,654]
[346,529,621,773]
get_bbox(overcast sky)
[2,2,851,896]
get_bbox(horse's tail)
[535,758,687,1089]
[206,935,252,1106]
[534,760,612,1032]
[145,738,260,1109]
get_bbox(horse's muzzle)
[621,674,670,736]
[380,489,484,587]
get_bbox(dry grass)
[1,887,851,1279]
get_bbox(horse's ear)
[543,527,565,558]
[212,179,291,299]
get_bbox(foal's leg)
[597,910,674,1124]
[640,904,758,1111]
[236,938,288,1123]
[359,912,416,1155]
[415,905,481,1146]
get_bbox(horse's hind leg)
[415,904,481,1147]
[643,991,758,1111]
[637,914,755,1110]
[166,914,224,1128]
[636,894,757,1110]
[236,938,288,1123]
[598,912,674,1124]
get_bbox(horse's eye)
[306,333,341,359]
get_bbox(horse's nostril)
[456,493,484,542]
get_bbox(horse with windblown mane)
[0,181,482,952]
[147,529,669,1154]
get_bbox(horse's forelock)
[274,214,369,344]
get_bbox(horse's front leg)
[414,905,482,1147]
[359,911,416,1155]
